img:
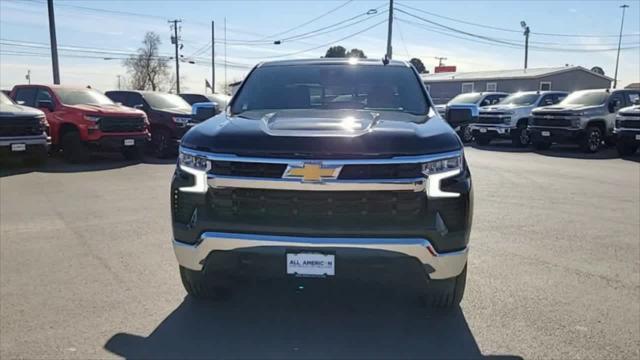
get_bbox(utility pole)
[211,20,215,94]
[224,17,227,91]
[116,75,122,90]
[47,0,60,84]
[434,56,447,66]
[169,19,182,93]
[521,21,530,69]
[613,4,629,89]
[386,0,393,59]
[25,70,31,84]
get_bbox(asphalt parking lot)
[1,143,639,359]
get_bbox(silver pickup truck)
[614,105,640,156]
[471,91,567,147]
[529,89,640,152]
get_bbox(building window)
[486,83,497,92]
[461,83,474,93]
[539,81,552,91]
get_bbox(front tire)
[61,131,89,163]
[179,266,231,300]
[581,126,602,153]
[424,264,467,308]
[511,122,530,147]
[616,141,639,156]
[459,125,474,143]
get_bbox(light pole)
[613,4,629,89]
[521,21,530,69]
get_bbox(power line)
[394,12,640,53]
[256,0,354,41]
[243,19,387,59]
[395,1,640,38]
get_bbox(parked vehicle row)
[437,88,640,155]
[1,85,227,163]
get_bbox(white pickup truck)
[435,92,508,142]
[471,91,567,147]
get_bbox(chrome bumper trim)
[614,128,640,133]
[0,135,50,147]
[470,124,512,134]
[173,232,468,280]
[208,176,427,192]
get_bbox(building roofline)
[421,66,613,83]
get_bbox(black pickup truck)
[171,59,473,308]
[0,91,49,163]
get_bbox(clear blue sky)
[1,0,639,92]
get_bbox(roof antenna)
[382,55,390,65]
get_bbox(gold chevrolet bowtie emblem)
[284,163,341,182]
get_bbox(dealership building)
[422,66,613,104]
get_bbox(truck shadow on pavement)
[104,273,522,360]
[0,154,175,177]
[469,141,640,162]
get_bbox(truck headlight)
[179,150,209,171]
[173,116,191,127]
[422,155,463,198]
[504,117,512,124]
[84,115,100,122]
[571,118,581,127]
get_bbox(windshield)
[0,92,13,105]
[53,88,115,106]
[231,64,429,115]
[561,91,608,106]
[448,93,483,105]
[144,92,192,111]
[500,93,540,106]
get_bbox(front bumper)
[88,134,148,150]
[173,232,468,280]
[529,126,584,143]
[614,129,640,144]
[0,134,50,155]
[470,124,513,136]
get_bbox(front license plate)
[636,134,640,140]
[124,139,135,146]
[541,131,551,137]
[286,252,335,277]
[11,143,26,152]
[479,128,487,133]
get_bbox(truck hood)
[67,103,145,117]
[618,105,640,115]
[481,104,526,112]
[181,109,461,158]
[533,104,601,113]
[0,103,45,118]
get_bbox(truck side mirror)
[37,100,55,112]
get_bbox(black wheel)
[511,122,530,147]
[581,126,602,153]
[533,140,552,150]
[61,131,89,163]
[423,264,467,308]
[151,128,172,158]
[459,125,474,143]
[475,134,491,146]
[616,141,639,156]
[122,146,142,160]
[179,266,231,300]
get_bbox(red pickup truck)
[10,85,150,162]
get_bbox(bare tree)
[123,32,171,91]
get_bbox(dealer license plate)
[286,252,335,277]
[541,131,551,137]
[11,143,26,152]
[124,139,135,146]
[479,128,487,133]
[636,134,640,140]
